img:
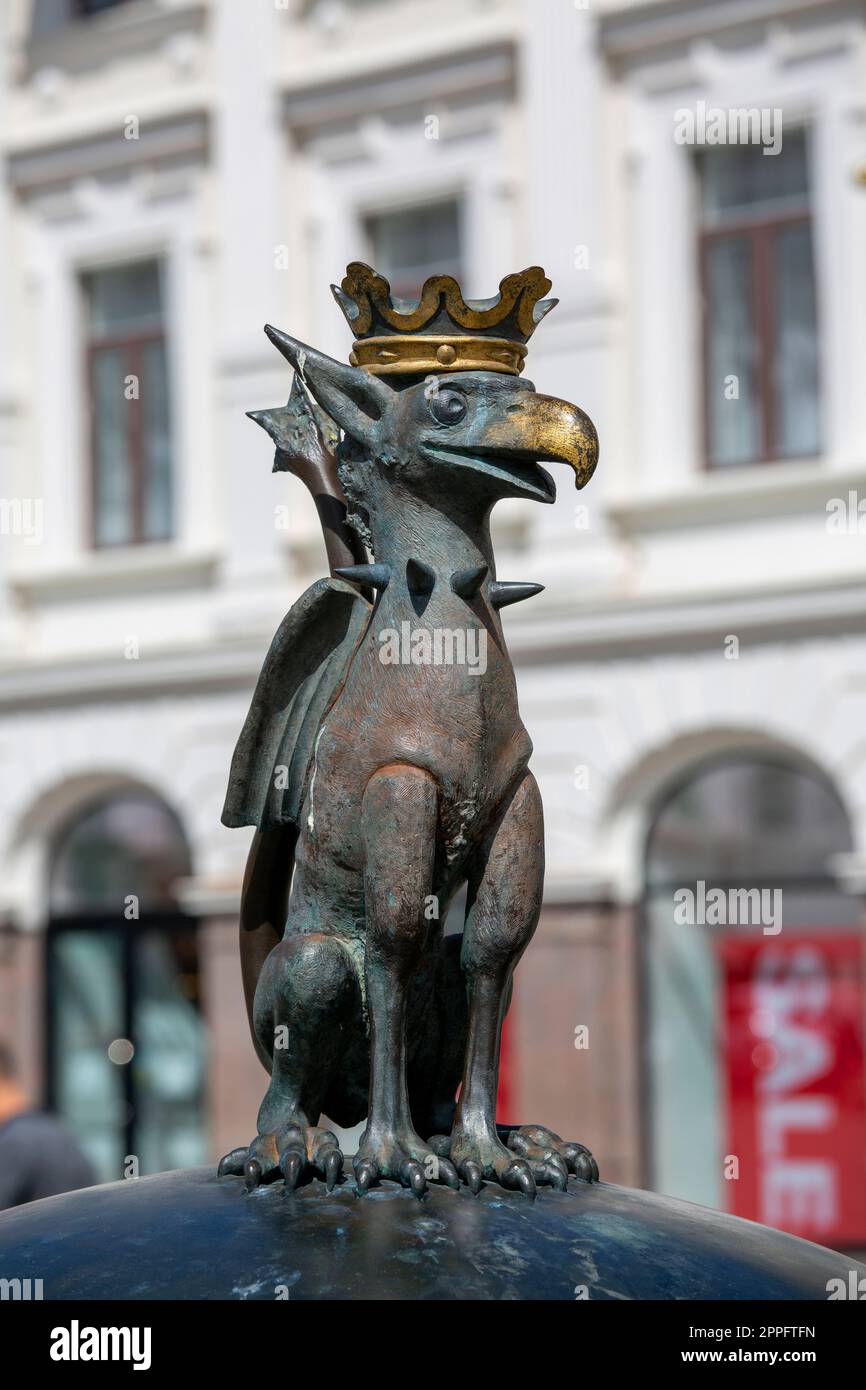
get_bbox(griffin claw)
[400,1159,427,1197]
[244,1158,263,1191]
[280,1150,303,1192]
[354,1159,378,1195]
[460,1160,483,1196]
[502,1161,536,1199]
[323,1149,342,1192]
[217,1147,247,1179]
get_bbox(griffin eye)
[428,388,467,426]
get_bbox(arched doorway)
[643,754,866,1247]
[45,789,206,1183]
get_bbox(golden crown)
[331,262,557,377]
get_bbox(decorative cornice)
[281,42,515,136]
[599,0,856,59]
[1,575,865,710]
[6,113,208,194]
[22,0,206,80]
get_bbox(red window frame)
[700,199,819,468]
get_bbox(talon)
[559,1140,585,1162]
[354,1159,378,1195]
[541,1159,568,1191]
[218,1147,247,1178]
[400,1159,426,1197]
[244,1158,263,1191]
[503,1160,536,1199]
[323,1148,343,1192]
[437,1156,459,1190]
[574,1152,595,1183]
[505,1131,532,1157]
[427,1134,452,1158]
[460,1160,483,1195]
[543,1152,569,1181]
[280,1149,303,1192]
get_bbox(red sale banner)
[719,933,866,1246]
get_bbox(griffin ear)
[263,325,390,450]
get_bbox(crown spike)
[534,297,558,325]
[331,284,360,324]
[490,582,544,610]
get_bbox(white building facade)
[1,0,865,1244]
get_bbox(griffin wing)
[221,576,370,832]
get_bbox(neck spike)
[451,564,489,599]
[490,581,544,610]
[334,563,391,591]
[406,558,436,595]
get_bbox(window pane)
[52,931,126,1184]
[774,222,820,458]
[132,929,207,1174]
[141,340,173,542]
[705,236,761,466]
[83,260,173,547]
[84,261,163,338]
[700,129,808,226]
[51,793,190,915]
[366,200,462,299]
[92,346,133,545]
[647,760,853,887]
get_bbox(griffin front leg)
[449,771,546,1197]
[355,763,458,1197]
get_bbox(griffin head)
[258,324,598,510]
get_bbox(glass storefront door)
[45,791,206,1183]
[643,757,866,1247]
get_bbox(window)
[365,199,462,299]
[75,1,134,15]
[699,130,820,467]
[83,261,173,547]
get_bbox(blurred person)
[0,1040,95,1210]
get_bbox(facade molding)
[6,112,209,193]
[281,41,515,137]
[22,0,207,79]
[599,0,860,59]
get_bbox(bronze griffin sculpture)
[218,264,600,1198]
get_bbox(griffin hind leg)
[218,931,360,1191]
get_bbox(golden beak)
[483,393,599,490]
